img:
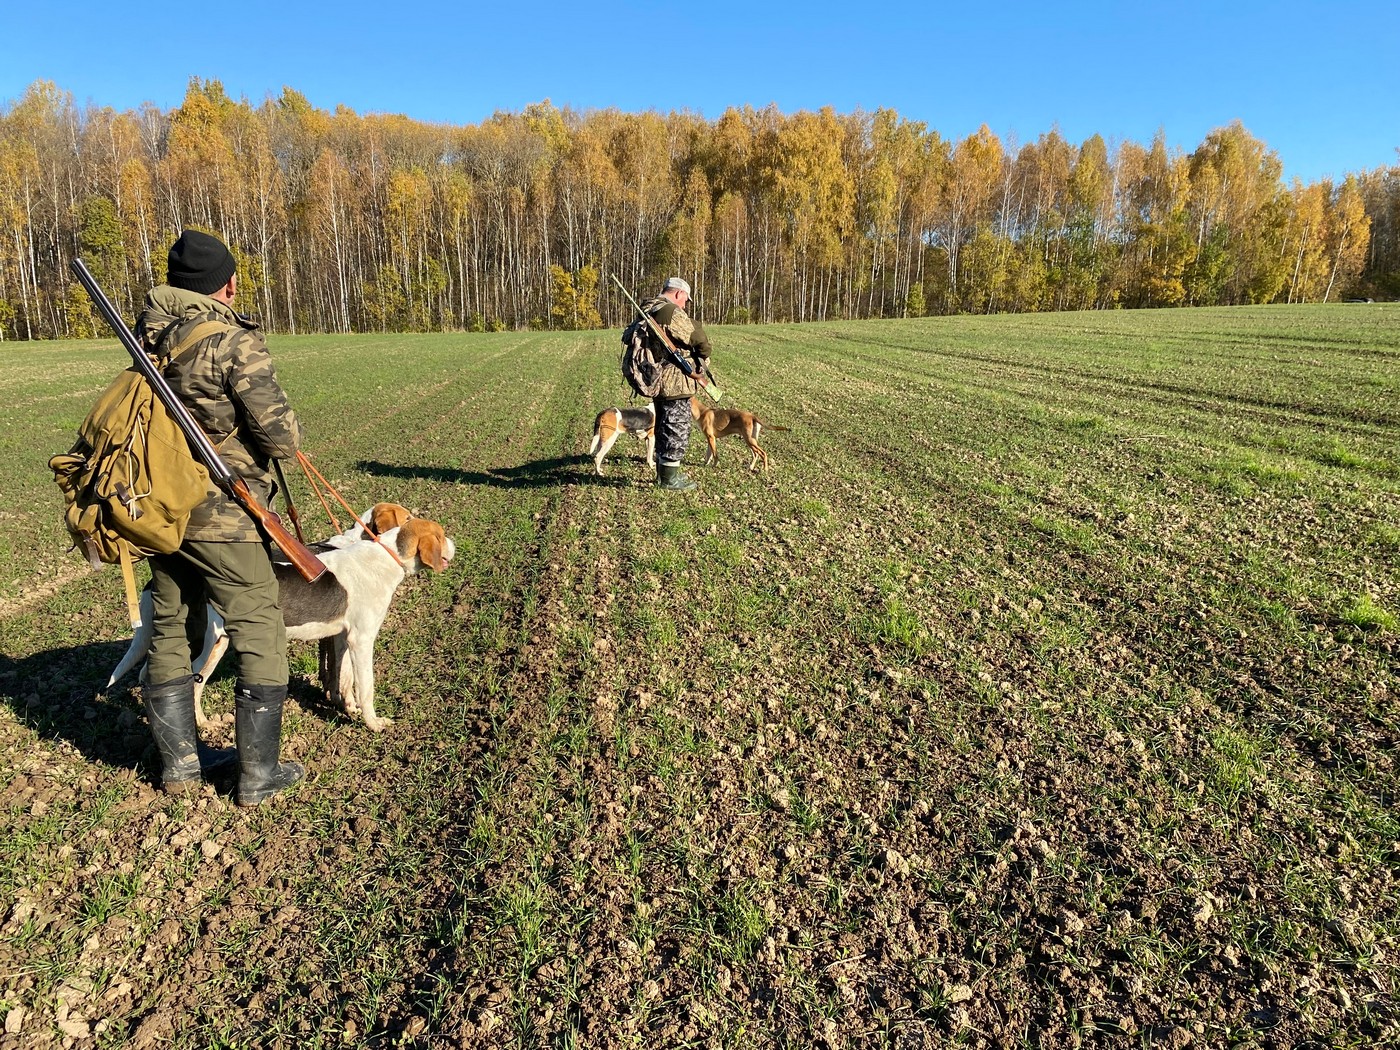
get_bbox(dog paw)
[364,715,393,732]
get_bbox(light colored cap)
[663,277,691,297]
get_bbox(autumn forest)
[2,78,1397,340]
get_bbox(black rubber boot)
[234,683,305,807]
[656,462,697,492]
[143,676,235,793]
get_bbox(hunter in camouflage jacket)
[641,295,714,399]
[134,285,303,543]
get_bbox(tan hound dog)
[689,396,790,471]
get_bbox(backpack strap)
[158,318,242,453]
[118,543,142,628]
[159,318,232,366]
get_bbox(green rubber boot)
[143,675,236,793]
[656,462,697,492]
[234,683,305,807]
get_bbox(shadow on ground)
[1,641,156,776]
[356,455,641,489]
[1,642,367,790]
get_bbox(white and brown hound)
[589,403,656,474]
[108,504,454,732]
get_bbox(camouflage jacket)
[641,296,714,400]
[134,286,303,543]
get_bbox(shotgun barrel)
[70,258,326,582]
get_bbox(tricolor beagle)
[689,396,790,471]
[589,403,656,475]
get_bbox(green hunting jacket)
[134,285,303,543]
[642,296,714,400]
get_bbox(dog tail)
[107,587,156,688]
[760,421,791,432]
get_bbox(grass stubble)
[0,304,1396,1048]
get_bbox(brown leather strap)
[297,451,405,568]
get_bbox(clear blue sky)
[2,0,1396,185]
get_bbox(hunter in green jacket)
[131,229,306,807]
[644,277,713,491]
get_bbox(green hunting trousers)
[146,540,288,687]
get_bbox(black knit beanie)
[167,230,236,294]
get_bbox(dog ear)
[373,503,412,534]
[421,530,447,572]
[399,519,449,571]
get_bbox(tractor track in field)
[791,327,1400,434]
[0,559,97,620]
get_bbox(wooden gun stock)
[229,478,326,581]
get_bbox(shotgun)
[611,275,722,402]
[70,258,326,582]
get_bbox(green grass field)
[1,304,1397,1048]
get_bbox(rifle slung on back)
[69,258,326,582]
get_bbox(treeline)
[2,78,1397,340]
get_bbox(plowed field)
[2,304,1397,1048]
